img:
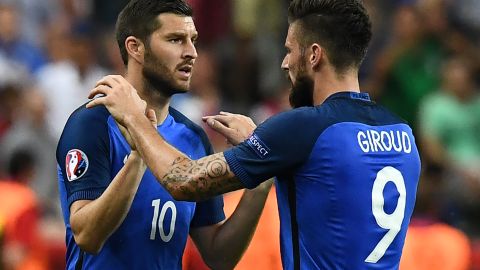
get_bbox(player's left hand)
[202,112,256,145]
[87,75,147,127]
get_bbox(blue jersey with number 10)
[57,105,225,270]
[225,92,421,269]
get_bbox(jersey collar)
[325,91,371,102]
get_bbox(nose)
[281,55,289,71]
[184,39,198,60]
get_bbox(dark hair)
[288,0,372,72]
[115,0,193,65]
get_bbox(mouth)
[177,65,192,79]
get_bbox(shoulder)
[259,107,319,130]
[56,103,111,155]
[62,103,111,132]
[320,96,408,127]
[169,107,212,153]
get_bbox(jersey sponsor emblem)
[246,133,270,158]
[65,149,89,181]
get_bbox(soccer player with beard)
[56,0,273,269]
[88,0,421,269]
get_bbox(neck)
[125,70,171,126]
[312,68,360,106]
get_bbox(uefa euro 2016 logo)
[66,149,89,181]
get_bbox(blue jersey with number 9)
[225,92,421,270]
[57,105,225,270]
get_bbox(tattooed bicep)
[161,153,245,200]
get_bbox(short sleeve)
[224,108,323,188]
[56,105,112,207]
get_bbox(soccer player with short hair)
[57,0,272,269]
[88,0,421,269]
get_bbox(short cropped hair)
[115,0,193,65]
[288,0,372,72]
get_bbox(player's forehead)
[285,22,301,48]
[155,13,197,36]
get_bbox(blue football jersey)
[225,92,421,270]
[57,105,225,270]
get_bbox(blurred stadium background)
[0,0,479,269]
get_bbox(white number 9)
[365,166,406,263]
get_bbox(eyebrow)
[165,31,198,38]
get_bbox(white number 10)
[150,199,177,242]
[365,166,406,263]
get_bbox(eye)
[169,38,182,44]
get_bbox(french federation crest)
[66,149,89,181]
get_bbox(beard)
[142,47,188,97]
[288,58,314,108]
[289,75,314,108]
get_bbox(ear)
[309,43,323,70]
[125,36,145,65]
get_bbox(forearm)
[215,181,273,265]
[125,115,243,201]
[193,180,274,269]
[70,153,146,253]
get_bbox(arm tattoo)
[160,153,244,201]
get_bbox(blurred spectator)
[0,53,29,89]
[0,216,4,270]
[0,4,46,73]
[187,0,231,46]
[447,0,480,40]
[249,83,290,124]
[400,163,471,270]
[418,55,480,235]
[0,149,48,270]
[0,84,23,142]
[233,0,287,98]
[367,4,447,129]
[35,21,109,140]
[90,0,129,30]
[0,88,58,218]
[0,0,60,47]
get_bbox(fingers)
[88,84,111,99]
[219,111,256,126]
[116,121,136,151]
[95,75,124,88]
[86,96,107,108]
[146,109,157,127]
[203,117,234,136]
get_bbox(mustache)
[176,60,194,69]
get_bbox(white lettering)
[401,131,411,153]
[380,131,392,151]
[366,130,375,152]
[358,131,369,153]
[391,131,403,152]
[249,136,269,156]
[371,130,384,152]
[357,129,413,154]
